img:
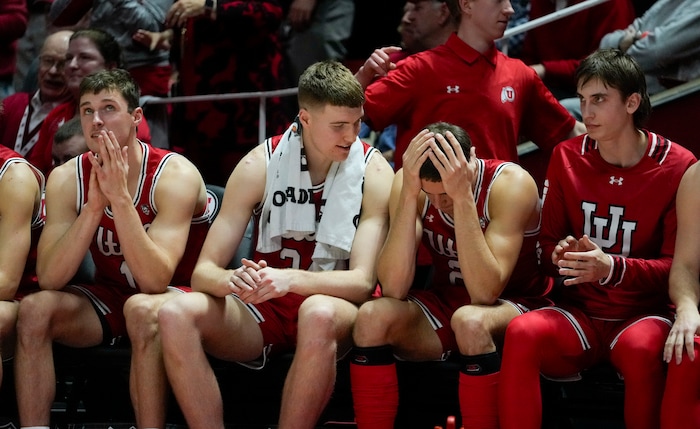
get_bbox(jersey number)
[279,248,302,269]
[448,260,464,285]
[120,261,137,289]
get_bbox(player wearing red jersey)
[661,161,700,429]
[0,143,45,389]
[355,0,586,170]
[14,69,212,429]
[157,61,394,429]
[350,121,552,429]
[499,49,697,429]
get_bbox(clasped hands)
[228,258,290,304]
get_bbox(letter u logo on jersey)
[581,202,637,256]
[96,226,122,256]
[501,86,515,103]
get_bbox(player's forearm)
[191,261,236,298]
[0,229,30,299]
[286,268,375,305]
[110,201,177,293]
[377,244,415,300]
[37,211,102,290]
[453,198,505,305]
[459,249,508,305]
[377,198,419,299]
[670,263,700,310]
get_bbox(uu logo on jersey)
[501,86,515,103]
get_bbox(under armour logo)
[609,176,623,185]
[447,85,460,93]
[425,214,434,223]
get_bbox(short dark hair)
[576,48,651,128]
[419,122,472,182]
[70,28,123,69]
[298,60,365,110]
[79,69,141,112]
[53,117,83,144]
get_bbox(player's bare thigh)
[173,291,264,363]
[20,288,103,347]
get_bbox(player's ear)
[298,108,311,128]
[625,92,641,114]
[132,106,144,126]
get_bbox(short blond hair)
[297,61,364,111]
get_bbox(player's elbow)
[137,272,173,294]
[37,272,68,291]
[469,293,500,306]
[467,282,505,306]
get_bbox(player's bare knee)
[298,297,346,344]
[124,294,161,342]
[0,306,18,338]
[157,297,185,338]
[16,291,55,339]
[451,307,488,337]
[452,308,494,354]
[353,300,392,346]
[124,294,158,326]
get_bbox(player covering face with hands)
[351,121,551,429]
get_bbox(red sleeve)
[520,72,575,152]
[363,57,417,132]
[541,59,582,87]
[606,157,694,294]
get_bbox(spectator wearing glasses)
[27,28,152,175]
[1,30,73,162]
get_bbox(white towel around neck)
[257,119,369,271]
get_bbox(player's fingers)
[663,334,674,363]
[686,331,696,362]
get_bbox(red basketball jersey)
[77,141,213,290]
[421,158,549,303]
[540,131,697,319]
